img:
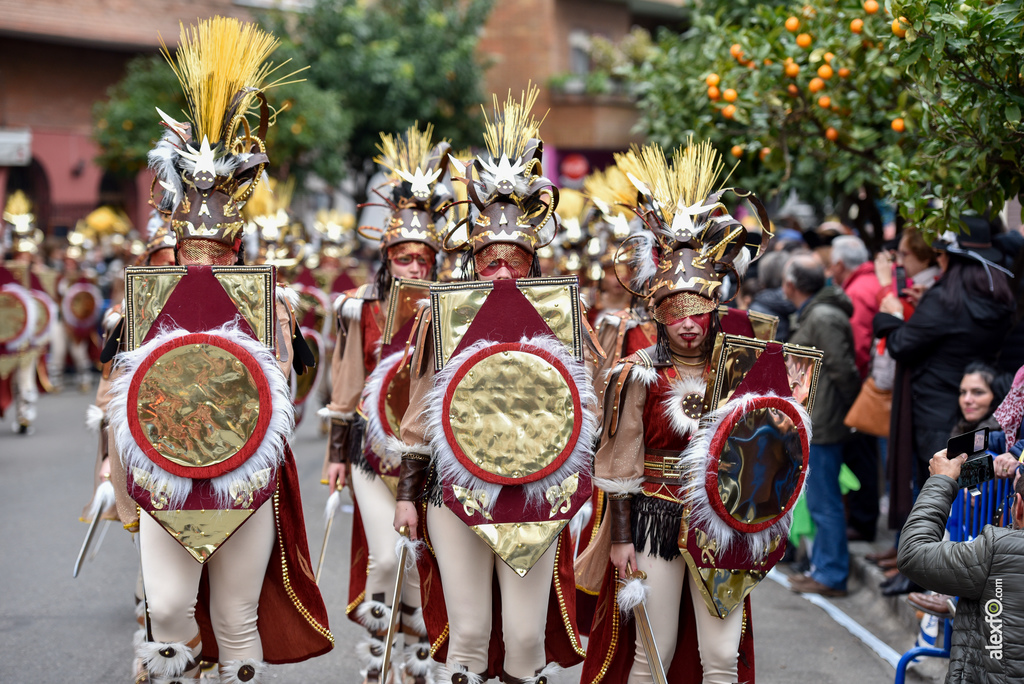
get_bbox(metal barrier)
[893,471,1012,683]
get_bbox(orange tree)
[880,1,1024,234]
[627,0,920,244]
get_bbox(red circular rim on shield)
[126,332,272,479]
[704,395,809,534]
[442,341,582,485]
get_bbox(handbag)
[844,376,892,438]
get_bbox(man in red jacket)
[830,234,882,380]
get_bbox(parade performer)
[575,140,816,684]
[320,123,452,684]
[1,191,57,434]
[102,18,331,683]
[392,88,602,684]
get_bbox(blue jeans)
[806,442,849,591]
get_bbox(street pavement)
[1,384,943,683]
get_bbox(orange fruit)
[824,52,835,63]
[817,95,831,108]
[764,58,773,65]
[818,64,834,79]
[785,16,801,32]
[808,77,825,93]
[891,117,906,132]
[708,86,721,100]
[722,104,737,119]
[731,145,744,158]
[825,127,839,141]
[759,147,771,161]
[839,67,851,78]
[851,18,864,33]
[864,0,879,14]
[785,62,801,77]
[723,88,738,102]
[730,43,744,59]
[706,73,720,87]
[787,84,799,96]
[892,17,908,38]
[796,33,812,48]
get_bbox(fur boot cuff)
[437,662,485,684]
[219,659,267,684]
[355,598,392,633]
[137,639,197,678]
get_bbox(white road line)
[767,568,904,669]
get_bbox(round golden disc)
[32,298,49,337]
[448,350,575,480]
[70,291,96,320]
[136,343,262,468]
[0,291,28,343]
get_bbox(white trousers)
[426,504,558,678]
[350,466,421,607]
[15,356,38,425]
[139,501,276,662]
[627,552,743,684]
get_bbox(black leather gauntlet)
[328,420,353,464]
[396,454,430,502]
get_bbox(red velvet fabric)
[361,301,383,376]
[452,279,556,356]
[580,564,755,683]
[194,445,333,664]
[415,504,585,678]
[332,271,357,294]
[0,375,11,416]
[641,368,691,452]
[345,497,372,624]
[732,342,792,399]
[624,325,656,358]
[719,308,756,338]
[143,266,261,345]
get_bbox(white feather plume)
[323,490,342,524]
[85,404,105,433]
[616,576,650,614]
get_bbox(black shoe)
[881,573,922,596]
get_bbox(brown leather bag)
[843,377,892,438]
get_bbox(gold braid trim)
[553,530,587,657]
[273,490,335,645]
[594,567,622,683]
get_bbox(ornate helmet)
[3,191,43,255]
[311,209,356,261]
[445,87,559,272]
[615,139,771,323]
[583,164,651,284]
[148,17,283,264]
[242,177,306,268]
[359,123,451,256]
[143,210,176,258]
[552,188,591,278]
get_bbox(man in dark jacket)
[784,254,862,596]
[899,451,1024,682]
[749,250,797,341]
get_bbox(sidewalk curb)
[848,540,939,635]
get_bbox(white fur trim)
[593,476,645,497]
[85,404,105,433]
[362,350,406,470]
[355,599,392,633]
[219,659,267,684]
[630,228,658,288]
[734,247,752,279]
[385,434,432,459]
[401,605,427,637]
[318,407,356,421]
[437,662,484,684]
[616,575,649,614]
[627,361,659,388]
[396,534,424,571]
[275,285,300,310]
[426,335,599,512]
[356,633,387,677]
[530,663,563,683]
[102,306,123,333]
[134,602,146,621]
[137,639,195,677]
[0,283,38,351]
[323,490,342,524]
[108,322,294,509]
[403,640,433,676]
[679,392,812,560]
[338,296,363,321]
[662,375,706,439]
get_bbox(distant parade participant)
[321,123,453,684]
[101,17,331,682]
[575,140,814,684]
[1,191,57,434]
[392,88,602,684]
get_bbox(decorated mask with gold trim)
[148,17,287,262]
[614,139,772,321]
[359,123,451,257]
[445,87,559,261]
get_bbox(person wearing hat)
[101,18,332,683]
[391,89,600,684]
[320,123,453,684]
[574,140,809,684]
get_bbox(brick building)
[0,0,684,236]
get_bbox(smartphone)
[894,265,907,296]
[947,427,993,491]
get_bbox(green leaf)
[1007,103,1022,123]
